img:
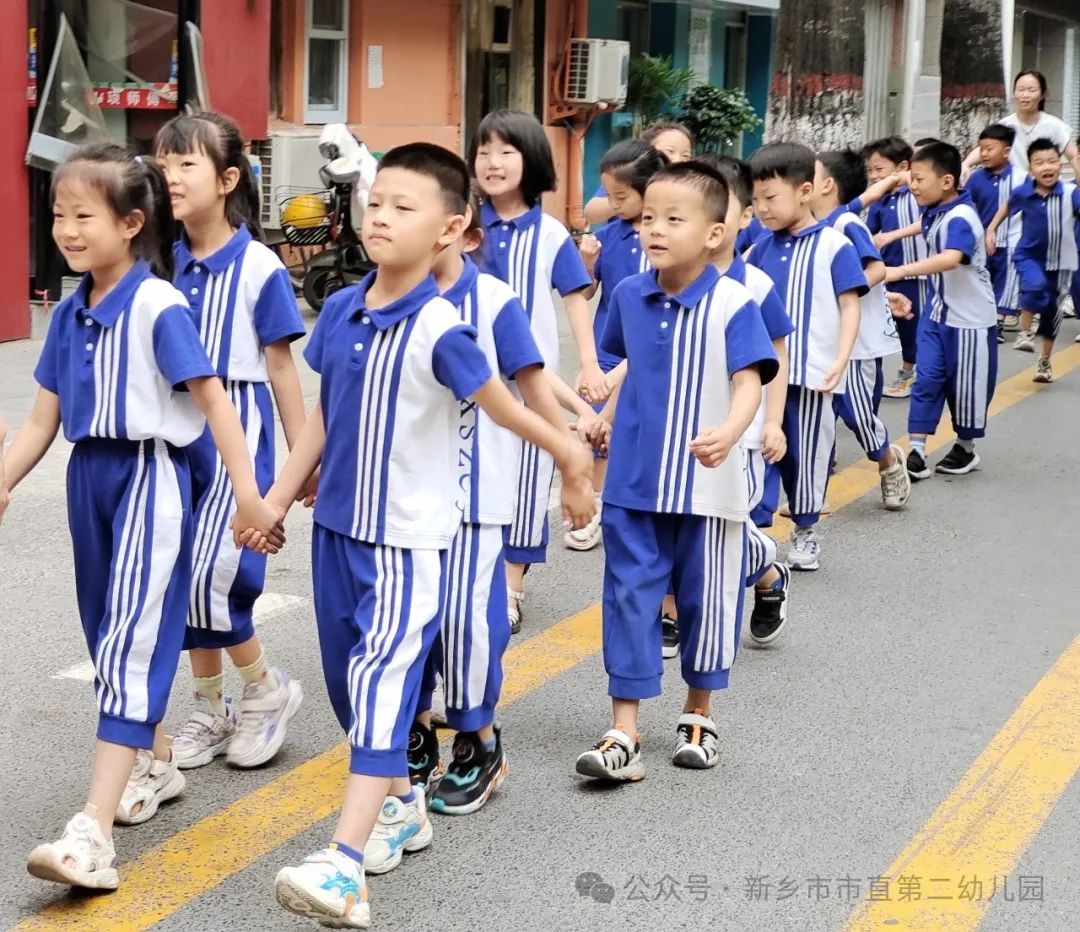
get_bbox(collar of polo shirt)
[1019,177,1064,199]
[481,200,543,231]
[923,189,975,220]
[726,253,748,282]
[778,219,827,239]
[76,259,154,328]
[348,270,441,330]
[609,217,640,240]
[640,263,720,309]
[173,225,253,275]
[440,254,479,307]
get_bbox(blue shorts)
[601,504,747,700]
[185,381,275,650]
[1016,260,1071,338]
[69,438,193,748]
[312,525,445,777]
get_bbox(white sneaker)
[172,694,238,769]
[429,676,448,727]
[27,813,119,889]
[227,669,303,769]
[115,749,186,826]
[563,502,602,551]
[275,847,370,929]
[880,444,912,511]
[1013,330,1036,352]
[672,710,720,769]
[363,791,434,875]
[1062,295,1075,318]
[787,526,820,571]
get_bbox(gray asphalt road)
[1,312,1078,932]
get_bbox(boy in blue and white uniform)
[747,142,865,571]
[964,123,1026,342]
[258,144,593,930]
[861,136,927,398]
[575,162,778,782]
[988,136,1080,382]
[813,150,911,511]
[886,142,999,478]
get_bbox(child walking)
[572,139,668,552]
[860,136,926,398]
[576,161,778,781]
[964,124,1026,341]
[987,136,1080,382]
[885,143,999,477]
[156,112,307,771]
[2,143,281,890]
[747,143,865,570]
[246,144,592,929]
[470,109,606,633]
[812,150,911,510]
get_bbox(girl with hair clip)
[571,138,668,552]
[3,142,282,890]
[470,109,606,634]
[154,112,308,773]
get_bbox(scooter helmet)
[281,194,328,229]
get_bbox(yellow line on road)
[17,345,1080,931]
[845,636,1080,931]
[14,606,602,932]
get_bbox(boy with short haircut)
[860,136,926,398]
[885,142,999,478]
[813,150,912,511]
[400,196,599,825]
[747,142,865,571]
[700,154,793,645]
[965,124,1026,341]
[576,162,778,781]
[987,136,1080,382]
[250,143,593,929]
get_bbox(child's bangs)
[154,116,220,161]
[50,158,122,209]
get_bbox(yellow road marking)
[18,345,1080,930]
[845,636,1080,931]
[14,606,602,932]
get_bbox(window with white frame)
[305,0,348,123]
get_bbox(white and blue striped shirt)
[305,274,493,549]
[475,202,592,371]
[921,192,998,328]
[747,221,868,391]
[600,265,778,521]
[173,226,305,383]
[34,260,215,446]
[441,257,544,526]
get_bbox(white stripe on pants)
[745,448,776,584]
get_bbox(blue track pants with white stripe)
[185,380,275,649]
[779,386,835,528]
[312,525,445,777]
[908,319,997,441]
[834,358,890,462]
[68,438,193,749]
[419,522,510,733]
[745,449,777,588]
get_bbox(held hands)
[232,495,287,554]
[689,425,738,468]
[576,360,610,405]
[886,290,914,320]
[985,229,998,256]
[573,409,611,455]
[578,233,601,274]
[761,421,787,464]
[296,466,320,509]
[558,443,596,530]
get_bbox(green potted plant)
[626,54,694,136]
[679,84,764,154]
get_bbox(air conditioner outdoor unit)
[252,129,325,231]
[565,38,630,106]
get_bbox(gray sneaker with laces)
[880,444,912,510]
[787,526,820,571]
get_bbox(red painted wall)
[0,4,30,341]
[202,1,271,140]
